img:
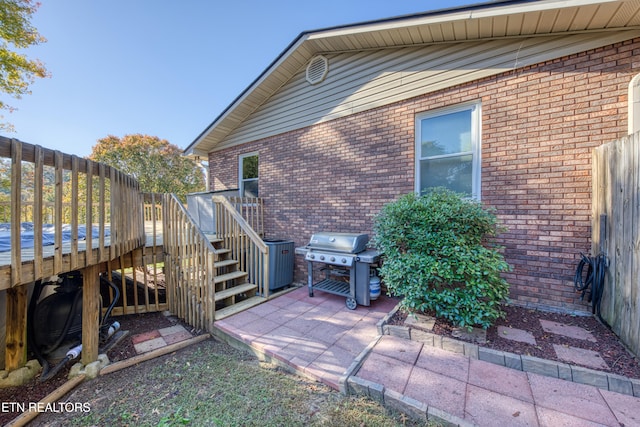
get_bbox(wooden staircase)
[207,235,265,320]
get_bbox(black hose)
[27,280,51,379]
[99,275,120,341]
[574,252,609,326]
[39,354,73,382]
[100,275,120,327]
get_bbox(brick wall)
[208,38,640,314]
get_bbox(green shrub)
[373,188,511,330]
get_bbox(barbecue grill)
[295,232,380,309]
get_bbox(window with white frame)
[629,73,640,135]
[239,153,258,197]
[415,103,481,199]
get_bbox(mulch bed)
[390,304,640,379]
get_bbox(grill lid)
[307,232,369,254]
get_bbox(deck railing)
[163,193,217,332]
[0,202,160,224]
[214,195,270,297]
[0,137,145,287]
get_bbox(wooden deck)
[1,137,271,374]
[0,222,163,291]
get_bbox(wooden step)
[214,270,248,284]
[214,283,257,302]
[214,296,265,320]
[214,259,238,269]
[214,248,231,256]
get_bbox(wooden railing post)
[4,286,28,371]
[81,264,101,365]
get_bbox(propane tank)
[369,271,381,301]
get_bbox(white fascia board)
[306,0,620,40]
[184,35,311,155]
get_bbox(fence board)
[593,133,640,357]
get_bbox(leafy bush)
[373,188,511,329]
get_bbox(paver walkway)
[131,324,193,354]
[215,286,398,388]
[497,319,609,370]
[355,334,640,426]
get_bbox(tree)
[0,0,49,130]
[89,134,205,200]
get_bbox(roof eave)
[184,0,628,155]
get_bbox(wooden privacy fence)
[592,132,640,357]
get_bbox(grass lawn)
[30,337,434,426]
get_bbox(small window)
[239,153,258,197]
[415,103,481,199]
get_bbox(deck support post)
[5,286,28,371]
[81,264,100,365]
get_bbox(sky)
[6,0,475,158]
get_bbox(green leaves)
[0,0,49,130]
[90,134,206,200]
[373,188,511,330]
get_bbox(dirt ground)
[0,312,181,426]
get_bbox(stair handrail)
[213,195,269,296]
[212,196,267,254]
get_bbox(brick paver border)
[376,303,640,398]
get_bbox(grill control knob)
[309,254,315,259]
[330,256,335,262]
[319,255,325,261]
[341,258,347,264]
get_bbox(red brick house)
[185,0,640,314]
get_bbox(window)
[415,103,481,199]
[629,73,640,135]
[239,153,258,197]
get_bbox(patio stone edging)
[345,376,474,427]
[339,335,382,394]
[376,302,640,398]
